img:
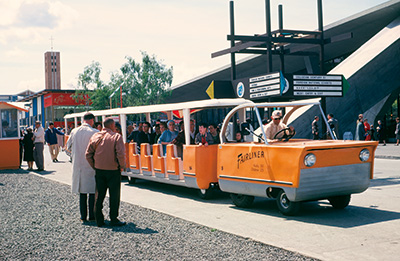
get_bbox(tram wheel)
[128,177,137,185]
[230,194,254,208]
[328,195,351,209]
[198,188,213,199]
[276,190,300,216]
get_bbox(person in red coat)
[364,119,371,141]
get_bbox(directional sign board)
[232,72,345,100]
[292,74,343,97]
[233,72,286,100]
[232,72,344,100]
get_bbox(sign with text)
[232,73,344,101]
[44,93,89,108]
[233,72,286,100]
[292,74,343,97]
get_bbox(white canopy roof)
[64,98,252,119]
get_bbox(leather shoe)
[110,220,126,227]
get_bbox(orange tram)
[64,99,378,215]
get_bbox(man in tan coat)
[66,113,98,222]
[86,117,126,227]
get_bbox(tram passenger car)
[64,99,378,215]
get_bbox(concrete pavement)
[374,143,400,160]
[26,147,400,261]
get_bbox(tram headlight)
[359,149,370,162]
[304,153,316,167]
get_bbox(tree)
[72,61,112,110]
[73,52,173,110]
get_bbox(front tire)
[230,194,254,208]
[276,190,300,216]
[328,195,351,209]
[128,177,136,185]
[198,188,213,199]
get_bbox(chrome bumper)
[285,163,371,201]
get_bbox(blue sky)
[0,0,389,95]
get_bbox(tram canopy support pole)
[64,118,68,133]
[167,111,173,121]
[120,114,127,142]
[238,108,246,123]
[145,113,151,123]
[182,108,191,146]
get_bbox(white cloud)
[16,1,58,28]
[0,0,78,44]
[16,78,44,94]
[0,1,19,26]
[4,47,25,57]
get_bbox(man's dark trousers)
[80,193,95,221]
[94,169,121,225]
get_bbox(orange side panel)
[153,144,166,174]
[124,143,129,168]
[140,143,152,172]
[183,145,219,189]
[166,145,179,174]
[217,144,303,188]
[183,145,196,175]
[129,143,140,170]
[0,139,20,169]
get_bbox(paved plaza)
[1,143,399,260]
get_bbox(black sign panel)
[233,72,284,100]
[292,75,343,97]
[232,72,344,101]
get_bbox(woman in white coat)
[66,113,98,222]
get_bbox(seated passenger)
[158,120,178,155]
[208,123,220,144]
[137,121,153,147]
[172,121,185,158]
[127,122,142,143]
[153,124,161,144]
[235,132,243,143]
[195,122,213,147]
[264,110,294,141]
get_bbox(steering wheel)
[273,127,296,141]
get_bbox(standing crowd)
[20,121,65,171]
[310,112,400,145]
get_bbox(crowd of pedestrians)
[310,112,399,145]
[19,121,65,171]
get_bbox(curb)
[375,155,400,160]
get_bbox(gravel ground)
[0,170,319,260]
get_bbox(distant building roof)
[17,89,77,102]
[0,102,29,112]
